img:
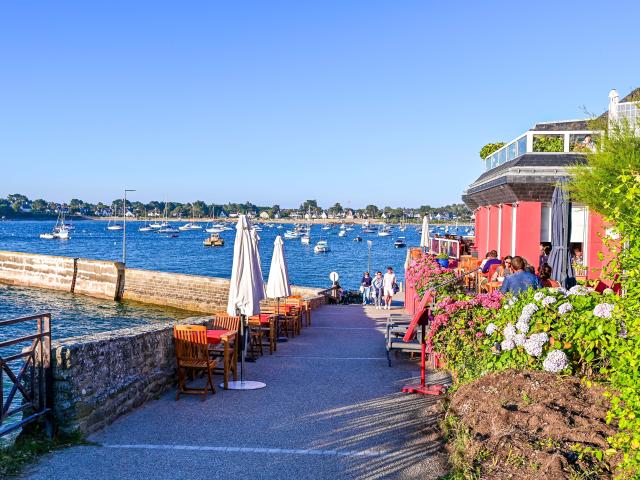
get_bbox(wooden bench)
[385,314,426,367]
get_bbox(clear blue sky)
[1,1,639,209]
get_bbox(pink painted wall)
[475,207,487,259]
[488,206,499,254]
[500,204,513,258]
[515,202,542,266]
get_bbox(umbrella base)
[402,383,446,396]
[223,380,266,390]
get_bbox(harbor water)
[0,220,471,291]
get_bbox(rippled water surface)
[0,220,436,289]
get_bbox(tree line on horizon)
[0,194,473,221]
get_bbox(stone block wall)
[51,317,208,434]
[73,258,125,300]
[0,250,75,292]
[122,269,231,313]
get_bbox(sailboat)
[41,210,71,239]
[179,205,203,230]
[139,210,153,232]
[107,205,123,231]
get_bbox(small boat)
[314,240,330,253]
[394,237,406,248]
[321,225,331,231]
[378,226,391,237]
[338,230,346,237]
[284,230,299,239]
[300,235,310,245]
[203,233,224,247]
[139,225,153,232]
[276,225,283,229]
[179,222,202,231]
[55,227,70,240]
[353,236,362,242]
[107,222,123,231]
[39,232,55,240]
[157,226,180,234]
[149,221,163,229]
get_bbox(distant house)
[320,211,328,220]
[125,211,135,218]
[345,209,354,219]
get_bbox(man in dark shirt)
[501,256,542,295]
[482,250,501,274]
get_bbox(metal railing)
[0,313,53,437]
[429,238,460,259]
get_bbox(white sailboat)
[107,205,123,231]
[314,240,330,253]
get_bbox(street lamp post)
[123,189,136,263]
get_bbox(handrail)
[0,313,54,437]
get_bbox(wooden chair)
[284,298,304,333]
[208,314,240,389]
[248,313,276,355]
[262,304,297,338]
[174,325,217,400]
[286,295,311,327]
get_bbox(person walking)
[360,271,372,305]
[383,266,397,310]
[372,271,384,309]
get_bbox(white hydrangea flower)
[501,338,516,351]
[503,323,516,339]
[529,332,549,344]
[593,303,615,318]
[517,313,531,324]
[515,320,530,334]
[558,302,573,315]
[602,288,614,295]
[542,296,557,307]
[513,333,526,346]
[543,350,569,373]
[521,303,539,317]
[485,323,498,336]
[508,298,516,306]
[534,292,545,302]
[523,332,548,357]
[524,338,544,357]
[568,285,589,296]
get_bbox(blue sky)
[1,1,639,208]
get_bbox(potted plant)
[435,252,449,268]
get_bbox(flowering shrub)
[405,253,460,299]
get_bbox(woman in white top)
[382,266,397,310]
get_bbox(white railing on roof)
[484,129,596,171]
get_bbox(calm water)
[0,220,449,290]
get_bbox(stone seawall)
[73,258,125,300]
[122,269,230,313]
[0,250,326,312]
[0,251,76,292]
[51,317,209,434]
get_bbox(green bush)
[479,142,505,160]
[533,135,564,152]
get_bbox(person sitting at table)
[481,250,501,274]
[539,263,560,287]
[501,256,542,295]
[491,255,513,282]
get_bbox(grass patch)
[0,426,90,477]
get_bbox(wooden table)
[206,329,237,389]
[486,281,503,293]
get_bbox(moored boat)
[203,232,224,247]
[394,237,406,248]
[313,240,330,253]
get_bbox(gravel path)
[23,302,449,480]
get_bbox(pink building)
[462,88,639,279]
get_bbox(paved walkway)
[23,302,449,480]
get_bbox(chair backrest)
[174,325,208,361]
[486,263,500,279]
[211,314,240,333]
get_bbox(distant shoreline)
[1,215,473,226]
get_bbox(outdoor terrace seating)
[174,325,217,400]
